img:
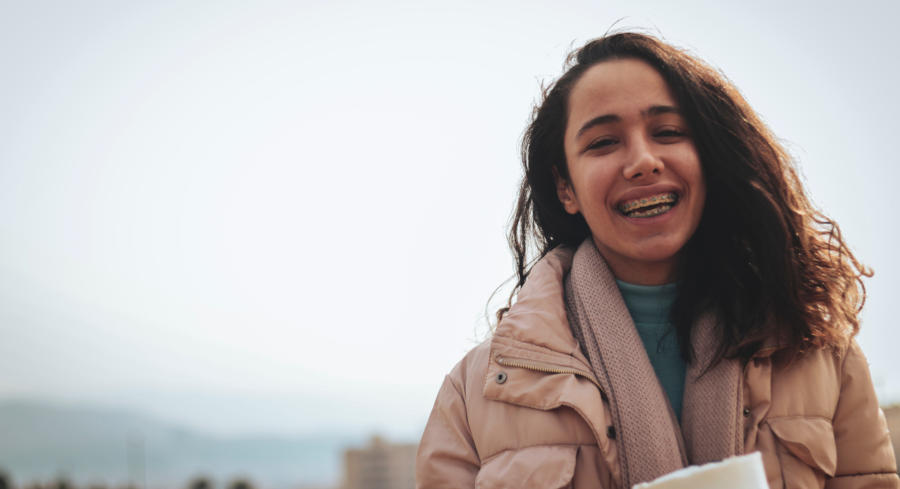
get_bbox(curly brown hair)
[503,32,871,362]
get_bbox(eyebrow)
[575,105,682,138]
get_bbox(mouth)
[617,192,679,218]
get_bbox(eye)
[585,137,619,152]
[654,127,689,141]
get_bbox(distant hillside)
[0,400,363,489]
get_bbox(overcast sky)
[2,0,898,439]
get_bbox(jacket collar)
[493,246,581,358]
[490,244,782,372]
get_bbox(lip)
[613,184,682,210]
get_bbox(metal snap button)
[495,372,508,384]
[743,407,751,417]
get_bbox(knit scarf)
[564,239,744,488]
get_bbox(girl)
[416,33,898,489]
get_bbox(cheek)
[672,150,704,193]
[692,164,706,200]
[685,148,704,182]
[575,184,614,221]
[688,164,707,221]
[575,164,617,200]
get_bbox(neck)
[605,257,676,285]
[590,237,679,285]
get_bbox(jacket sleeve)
[825,340,899,489]
[416,371,480,489]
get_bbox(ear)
[553,166,580,215]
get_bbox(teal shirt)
[615,280,686,421]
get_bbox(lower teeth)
[627,204,673,218]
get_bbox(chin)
[629,236,689,262]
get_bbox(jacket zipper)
[495,354,603,390]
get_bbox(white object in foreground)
[632,452,769,489]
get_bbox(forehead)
[566,59,676,133]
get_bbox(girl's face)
[556,58,706,285]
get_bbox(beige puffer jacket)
[416,248,898,489]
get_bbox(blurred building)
[342,436,416,489]
[884,404,900,471]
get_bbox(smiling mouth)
[617,192,679,218]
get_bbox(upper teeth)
[619,192,678,213]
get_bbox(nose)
[622,137,664,180]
